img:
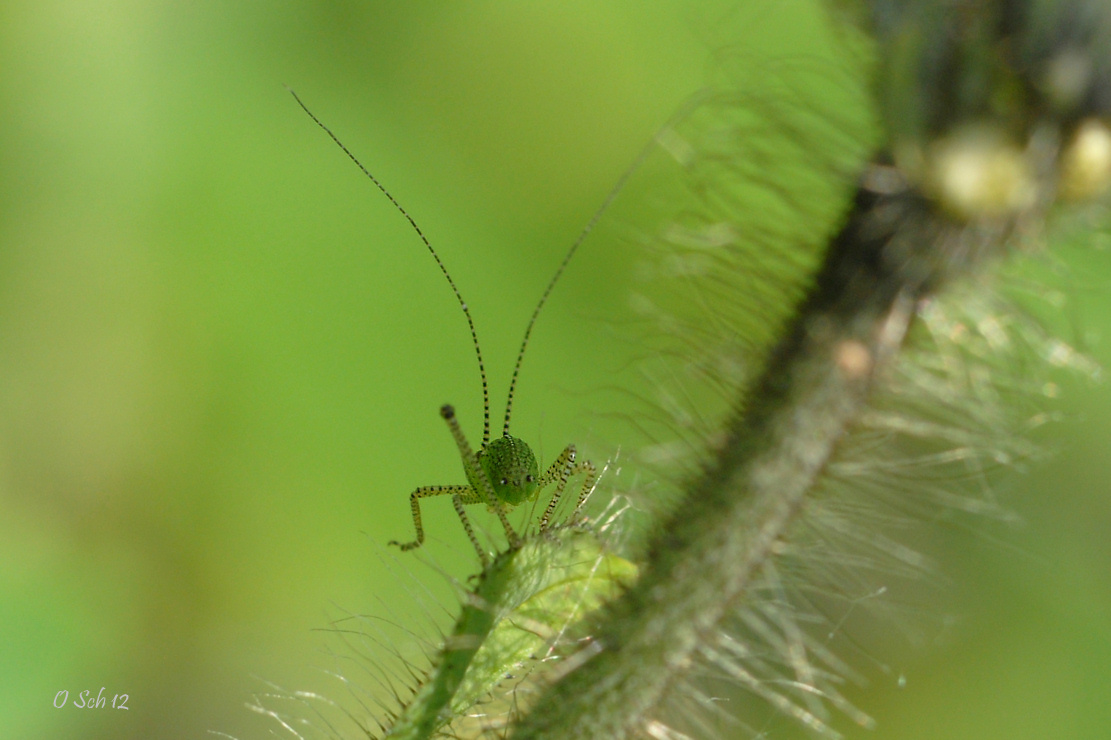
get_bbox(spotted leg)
[440,404,520,547]
[538,444,598,531]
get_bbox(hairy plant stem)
[511,186,1002,739]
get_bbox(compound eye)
[499,478,508,486]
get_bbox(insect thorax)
[469,435,540,507]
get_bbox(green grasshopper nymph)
[291,90,618,567]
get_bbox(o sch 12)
[54,687,128,709]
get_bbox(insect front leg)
[389,484,473,552]
[537,444,598,531]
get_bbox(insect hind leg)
[537,444,598,531]
[440,404,520,548]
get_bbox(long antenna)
[289,88,492,446]
[502,132,661,436]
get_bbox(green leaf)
[385,526,635,740]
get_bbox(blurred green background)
[2,1,1109,738]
